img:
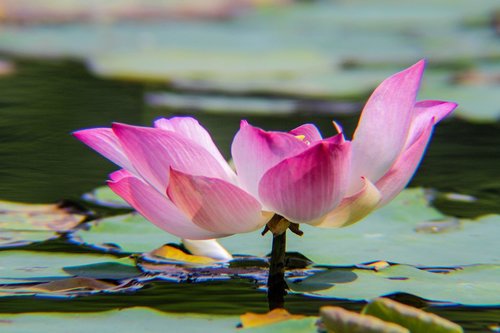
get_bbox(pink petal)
[73,128,136,173]
[258,137,351,223]
[112,123,231,193]
[109,169,133,182]
[108,174,224,240]
[154,117,236,181]
[231,121,308,198]
[405,100,457,148]
[311,177,381,228]
[375,119,434,207]
[167,169,269,234]
[348,60,426,194]
[289,124,323,143]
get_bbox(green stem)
[267,228,287,310]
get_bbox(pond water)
[0,58,499,332]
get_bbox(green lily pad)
[220,189,500,266]
[0,1,498,105]
[70,213,179,254]
[0,251,128,284]
[63,259,141,280]
[363,298,463,333]
[288,264,500,306]
[0,230,57,249]
[0,307,239,333]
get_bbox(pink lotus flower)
[74,117,272,240]
[74,60,456,239]
[232,60,457,228]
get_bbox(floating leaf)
[220,189,500,266]
[0,251,131,283]
[70,213,179,254]
[288,264,500,306]
[240,308,305,328]
[0,277,118,297]
[63,258,141,280]
[319,306,408,333]
[0,200,85,232]
[0,307,239,333]
[363,298,464,333]
[0,230,57,249]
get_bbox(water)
[0,58,499,332]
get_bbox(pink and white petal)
[289,123,323,143]
[73,128,136,173]
[154,117,236,181]
[349,60,426,194]
[311,178,381,228]
[167,169,270,234]
[108,174,224,240]
[405,100,457,147]
[182,239,233,261]
[375,119,434,207]
[258,138,351,223]
[231,121,308,198]
[112,123,231,193]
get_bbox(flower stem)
[267,221,287,310]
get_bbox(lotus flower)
[74,60,456,241]
[232,60,456,228]
[74,117,272,243]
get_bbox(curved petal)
[258,137,351,223]
[289,123,323,143]
[73,128,136,173]
[108,174,224,240]
[376,119,434,207]
[112,123,231,193]
[167,169,270,234]
[154,117,236,181]
[311,178,381,228]
[109,169,133,182]
[406,100,457,147]
[231,121,308,198]
[348,60,426,194]
[182,239,233,261]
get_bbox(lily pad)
[0,307,239,333]
[0,250,129,284]
[70,213,179,253]
[0,200,85,232]
[319,306,408,333]
[288,264,500,306]
[362,298,463,333]
[0,230,57,249]
[220,189,500,266]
